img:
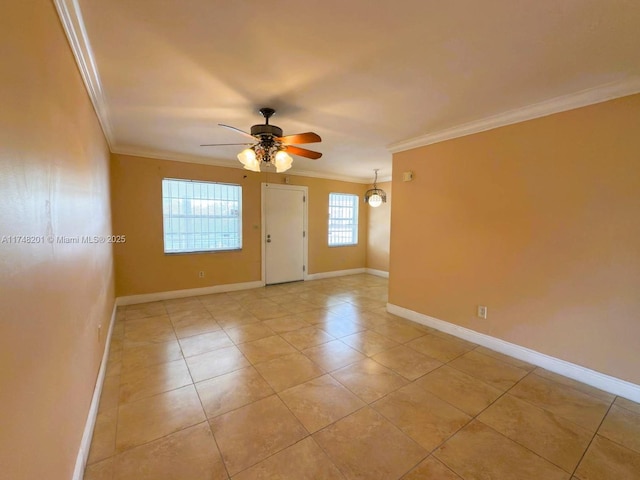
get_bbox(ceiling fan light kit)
[203,107,322,173]
[364,169,387,208]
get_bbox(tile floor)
[84,274,640,479]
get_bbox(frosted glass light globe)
[368,194,383,207]
[274,151,293,173]
[237,148,256,166]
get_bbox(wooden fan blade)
[219,124,257,140]
[200,143,254,146]
[285,145,322,160]
[278,132,321,145]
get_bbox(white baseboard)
[387,303,640,403]
[72,303,118,480]
[115,280,265,306]
[305,268,366,281]
[365,268,389,278]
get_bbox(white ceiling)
[59,0,640,182]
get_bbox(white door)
[263,184,307,285]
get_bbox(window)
[328,193,359,246]
[162,179,242,253]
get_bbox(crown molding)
[388,77,640,154]
[111,146,376,184]
[54,0,115,149]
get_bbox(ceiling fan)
[201,107,322,173]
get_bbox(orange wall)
[111,154,368,296]
[389,94,640,385]
[0,3,115,479]
[366,181,391,272]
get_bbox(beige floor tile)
[314,318,366,338]
[349,311,386,330]
[254,352,324,392]
[326,302,365,319]
[373,383,471,451]
[372,345,442,381]
[278,300,320,314]
[232,436,344,480]
[347,295,386,310]
[87,407,117,464]
[331,358,408,403]
[110,323,125,342]
[166,306,211,322]
[598,405,640,453]
[209,395,307,476]
[447,350,529,390]
[123,315,176,347]
[262,315,310,333]
[120,340,182,373]
[163,298,203,313]
[83,458,115,480]
[413,365,503,416]
[474,346,536,371]
[202,296,244,309]
[224,322,274,344]
[85,276,640,479]
[303,340,367,372]
[171,315,222,339]
[247,303,292,320]
[211,309,259,328]
[369,319,427,344]
[279,374,365,433]
[402,456,463,479]
[314,407,426,480]
[125,302,167,320]
[178,330,234,357]
[407,334,475,363]
[197,292,233,306]
[242,298,277,310]
[293,308,337,325]
[575,435,640,480]
[97,374,120,413]
[119,358,193,404]
[105,351,121,378]
[265,293,301,304]
[116,385,205,452]
[237,335,298,364]
[509,373,611,431]
[478,394,592,472]
[195,366,273,418]
[434,421,569,480]
[341,330,399,356]
[238,335,297,365]
[533,368,616,403]
[114,422,227,480]
[185,345,250,382]
[301,292,346,308]
[615,396,640,415]
[281,326,335,350]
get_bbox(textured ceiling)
[65,0,640,181]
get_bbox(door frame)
[261,182,309,285]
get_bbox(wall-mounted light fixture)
[364,169,387,208]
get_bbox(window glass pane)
[162,178,242,253]
[328,193,358,246]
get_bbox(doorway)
[262,183,308,285]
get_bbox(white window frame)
[162,178,242,254]
[328,193,359,246]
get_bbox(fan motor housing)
[251,124,283,137]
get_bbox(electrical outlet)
[477,305,488,319]
[198,271,205,278]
